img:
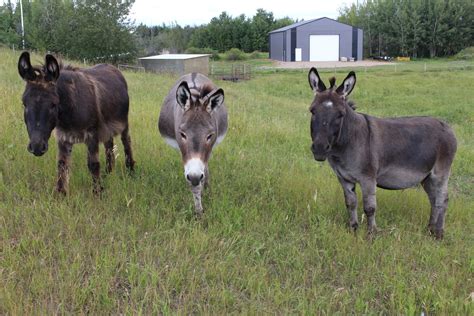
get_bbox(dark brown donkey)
[308,68,457,239]
[18,52,135,194]
[159,73,228,216]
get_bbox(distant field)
[1,48,473,314]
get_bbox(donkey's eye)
[180,132,187,140]
[50,103,56,109]
[206,134,214,142]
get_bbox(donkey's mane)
[347,100,356,110]
[199,83,215,99]
[61,63,79,71]
[329,77,336,89]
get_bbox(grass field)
[1,48,473,314]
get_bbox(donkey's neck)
[332,104,368,155]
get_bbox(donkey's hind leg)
[422,172,450,239]
[104,137,115,173]
[86,136,103,194]
[121,124,135,172]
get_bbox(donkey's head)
[308,67,356,161]
[18,52,60,156]
[175,81,224,187]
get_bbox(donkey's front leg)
[203,166,210,190]
[360,179,378,234]
[86,136,102,194]
[337,176,358,231]
[56,141,73,195]
[191,185,204,217]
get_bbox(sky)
[129,0,358,26]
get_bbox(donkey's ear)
[308,67,326,93]
[336,71,356,98]
[176,81,191,110]
[18,51,36,81]
[44,54,60,82]
[206,88,224,113]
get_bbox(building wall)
[270,18,364,62]
[357,28,363,60]
[269,32,285,61]
[296,18,353,61]
[184,56,209,75]
[140,57,209,75]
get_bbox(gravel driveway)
[274,60,393,69]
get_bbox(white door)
[309,35,339,61]
[295,48,302,61]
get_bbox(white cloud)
[130,0,357,26]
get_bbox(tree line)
[135,9,294,56]
[0,0,136,63]
[338,0,474,58]
[1,0,473,63]
[0,1,294,62]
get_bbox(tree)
[338,0,474,58]
[251,9,274,52]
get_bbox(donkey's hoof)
[367,225,380,235]
[55,187,67,196]
[350,222,359,232]
[429,228,444,240]
[93,186,104,195]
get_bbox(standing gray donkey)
[308,68,457,239]
[159,73,228,216]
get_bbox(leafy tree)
[338,0,474,58]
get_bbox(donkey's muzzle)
[28,141,48,156]
[187,173,204,187]
[311,143,329,161]
[184,158,206,187]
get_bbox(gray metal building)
[269,17,363,62]
[139,54,210,75]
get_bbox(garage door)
[309,35,339,61]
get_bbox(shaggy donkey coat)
[18,52,135,194]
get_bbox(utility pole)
[20,0,25,49]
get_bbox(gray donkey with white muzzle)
[159,73,228,216]
[308,68,457,239]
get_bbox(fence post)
[424,63,427,72]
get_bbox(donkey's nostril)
[187,174,203,186]
[27,143,33,153]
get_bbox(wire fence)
[210,64,252,81]
[254,60,474,76]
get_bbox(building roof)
[269,17,362,34]
[139,54,210,60]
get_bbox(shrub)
[225,48,246,61]
[249,50,268,59]
[454,46,474,60]
[185,47,220,60]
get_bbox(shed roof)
[269,17,362,34]
[139,54,210,60]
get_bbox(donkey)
[18,52,135,194]
[308,68,457,239]
[159,73,228,216]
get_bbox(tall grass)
[0,48,473,314]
